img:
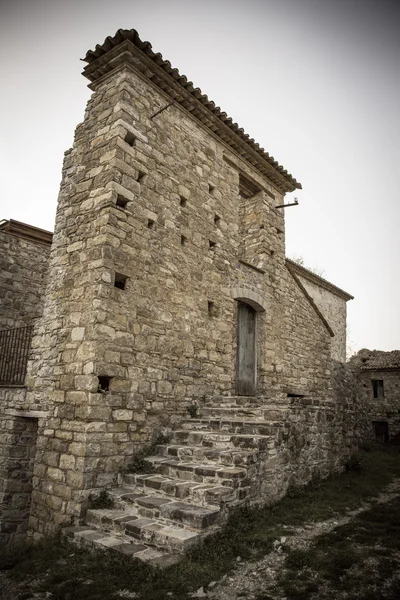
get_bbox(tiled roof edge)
[81,29,301,193]
[286,259,354,301]
[0,219,53,246]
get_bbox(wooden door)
[236,301,256,396]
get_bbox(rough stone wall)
[12,63,335,536]
[0,231,50,330]
[0,388,42,546]
[352,370,400,440]
[296,275,347,363]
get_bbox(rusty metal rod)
[275,200,299,209]
[150,101,175,120]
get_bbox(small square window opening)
[114,273,128,290]
[124,132,136,147]
[116,195,129,209]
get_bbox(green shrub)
[187,403,199,418]
[89,490,114,509]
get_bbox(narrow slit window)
[147,219,155,229]
[98,376,112,392]
[114,273,128,290]
[124,132,136,147]
[116,195,129,209]
[214,214,221,227]
[181,235,187,246]
[180,196,187,207]
[209,240,216,250]
[208,301,216,317]
[208,183,215,195]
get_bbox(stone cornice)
[81,29,302,194]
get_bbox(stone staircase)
[64,396,287,566]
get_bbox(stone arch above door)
[231,287,267,312]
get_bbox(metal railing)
[0,325,34,386]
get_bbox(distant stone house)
[0,29,365,556]
[350,349,400,443]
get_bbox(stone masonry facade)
[350,350,400,442]
[0,29,369,554]
[0,220,51,330]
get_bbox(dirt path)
[197,478,400,600]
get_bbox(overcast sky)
[1,0,399,353]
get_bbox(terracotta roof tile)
[350,349,400,371]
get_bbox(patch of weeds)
[277,496,400,600]
[187,403,199,418]
[345,454,363,472]
[126,449,156,474]
[126,430,171,474]
[89,489,114,509]
[2,446,400,600]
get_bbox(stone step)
[156,443,258,466]
[180,418,282,436]
[106,485,222,529]
[200,405,287,420]
[172,429,273,450]
[124,517,204,552]
[84,506,206,553]
[143,455,249,486]
[203,396,262,407]
[122,473,246,506]
[62,525,181,566]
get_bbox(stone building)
[350,349,400,443]
[0,29,364,559]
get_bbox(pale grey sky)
[1,0,399,353]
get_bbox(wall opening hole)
[180,196,187,207]
[208,183,215,195]
[116,195,129,209]
[98,376,112,392]
[260,224,265,229]
[114,272,128,290]
[147,219,155,229]
[181,235,187,246]
[287,393,305,398]
[276,228,284,235]
[209,240,216,250]
[208,301,216,317]
[270,250,275,257]
[137,171,146,184]
[214,214,221,227]
[124,132,136,147]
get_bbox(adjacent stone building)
[1,29,365,557]
[350,349,400,443]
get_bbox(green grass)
[277,496,400,600]
[2,444,400,600]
